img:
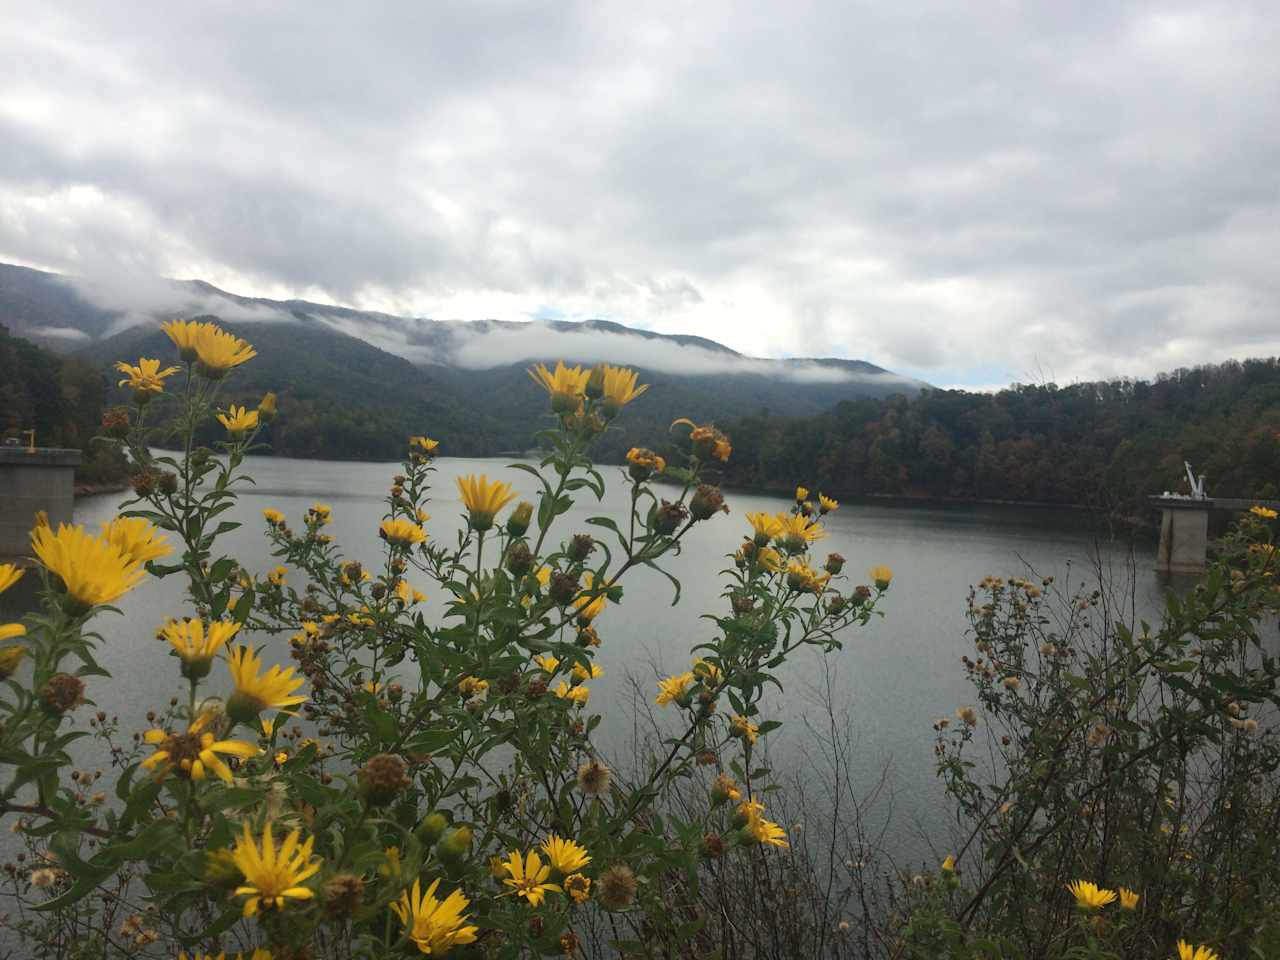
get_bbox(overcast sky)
[2,2,1278,388]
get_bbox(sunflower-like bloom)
[161,318,205,361]
[672,419,732,461]
[740,797,789,848]
[101,517,172,565]
[1065,879,1116,910]
[564,873,591,904]
[262,508,285,526]
[745,512,784,546]
[554,680,589,706]
[755,546,784,573]
[379,518,428,548]
[541,834,591,875]
[529,361,590,414]
[600,364,648,417]
[114,357,180,398]
[194,324,257,378]
[160,618,240,678]
[226,646,307,724]
[409,435,440,456]
[457,474,518,532]
[655,672,695,707]
[1118,887,1140,910]
[786,560,830,594]
[869,565,894,590]
[1176,941,1220,960]
[533,654,561,674]
[570,661,603,683]
[0,564,23,595]
[500,849,560,906]
[391,876,479,956]
[572,571,609,624]
[0,623,24,643]
[31,522,146,609]
[232,821,321,917]
[776,514,825,553]
[1251,505,1278,520]
[395,580,426,605]
[795,486,809,502]
[941,854,956,872]
[730,714,759,745]
[217,405,259,436]
[818,493,839,514]
[141,711,257,783]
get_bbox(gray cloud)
[2,2,1279,386]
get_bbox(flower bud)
[0,646,25,680]
[549,571,580,606]
[438,825,473,861]
[256,392,277,423]
[824,553,845,575]
[852,585,872,604]
[324,873,364,918]
[102,407,130,439]
[415,811,449,845]
[499,500,533,538]
[40,673,85,715]
[567,533,595,563]
[653,499,688,535]
[158,472,179,495]
[597,864,637,911]
[357,753,410,806]
[689,484,728,521]
[702,833,725,858]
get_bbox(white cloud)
[1,2,1279,388]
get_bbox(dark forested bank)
[0,324,128,486]
[716,359,1280,517]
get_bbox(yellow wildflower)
[217,405,259,435]
[756,546,784,572]
[600,364,648,416]
[262,508,285,526]
[257,392,277,420]
[795,486,809,502]
[870,565,893,590]
[458,676,489,698]
[941,854,956,872]
[194,323,256,378]
[309,503,331,526]
[267,566,287,586]
[730,714,759,745]
[572,571,609,623]
[0,563,23,594]
[31,522,146,609]
[379,517,428,548]
[740,797,789,848]
[626,447,666,479]
[232,821,321,917]
[692,658,721,683]
[1065,879,1116,910]
[1250,505,1278,520]
[786,559,830,594]
[114,357,179,397]
[570,661,603,683]
[745,512,784,545]
[1176,942,1220,960]
[655,672,695,707]
[554,680,589,706]
[457,474,518,531]
[541,834,591,875]
[409,435,440,456]
[141,711,257,783]
[391,877,479,956]
[1118,887,1140,910]
[226,646,307,723]
[159,618,239,677]
[160,318,204,361]
[529,361,590,414]
[776,513,825,552]
[500,849,560,906]
[534,654,561,674]
[564,873,591,904]
[0,624,25,643]
[818,493,839,514]
[101,516,172,564]
[0,644,26,676]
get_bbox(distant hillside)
[0,262,923,461]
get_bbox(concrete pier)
[1150,496,1214,575]
[0,446,82,566]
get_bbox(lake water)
[25,454,1177,866]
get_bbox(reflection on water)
[8,453,1173,865]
